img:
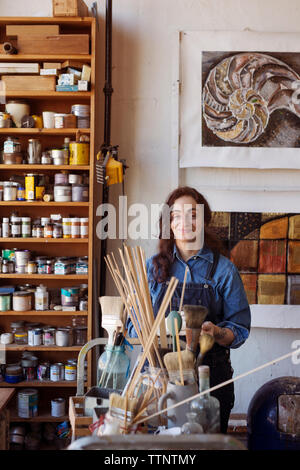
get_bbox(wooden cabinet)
[0,17,97,430]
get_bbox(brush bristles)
[163,350,195,371]
[199,333,215,355]
[109,393,138,422]
[183,305,208,328]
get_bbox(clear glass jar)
[97,345,130,390]
[73,326,87,346]
[43,327,56,346]
[10,321,25,339]
[181,412,204,434]
[14,329,28,345]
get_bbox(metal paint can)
[18,389,38,418]
[25,174,38,201]
[37,362,50,381]
[69,142,89,165]
[0,293,11,311]
[51,398,66,417]
[65,362,77,381]
[50,364,60,382]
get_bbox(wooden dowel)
[127,277,178,397]
[175,318,184,385]
[179,265,188,313]
[135,347,300,425]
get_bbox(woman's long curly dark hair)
[152,186,227,282]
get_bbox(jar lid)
[21,217,31,222]
[0,292,10,296]
[74,326,87,331]
[43,327,56,332]
[21,358,38,367]
[13,291,31,297]
[10,321,25,327]
[14,333,27,338]
[6,365,22,375]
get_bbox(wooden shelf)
[0,201,89,206]
[0,164,90,171]
[0,238,88,243]
[10,411,69,423]
[5,345,82,351]
[0,274,88,279]
[0,129,90,135]
[0,91,91,99]
[0,54,91,61]
[0,381,79,388]
[0,310,87,316]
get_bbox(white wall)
[2,0,300,415]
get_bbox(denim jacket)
[128,245,251,349]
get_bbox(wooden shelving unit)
[0,16,97,427]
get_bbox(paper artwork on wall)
[179,31,300,169]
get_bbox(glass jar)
[181,412,204,434]
[36,225,43,238]
[36,257,47,275]
[53,223,63,239]
[35,284,49,310]
[44,223,53,238]
[71,218,80,238]
[2,259,14,274]
[97,345,130,390]
[21,217,31,238]
[2,218,10,238]
[62,218,71,238]
[11,216,21,238]
[14,329,28,345]
[45,259,53,275]
[80,218,88,238]
[73,326,87,346]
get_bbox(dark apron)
[153,252,234,433]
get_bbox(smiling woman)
[128,186,251,434]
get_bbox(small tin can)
[79,299,88,311]
[43,327,56,346]
[56,362,65,381]
[32,328,43,346]
[37,362,50,381]
[50,363,60,382]
[51,398,66,417]
[65,360,77,381]
[18,389,38,418]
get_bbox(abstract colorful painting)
[210,212,300,304]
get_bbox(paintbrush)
[196,333,215,368]
[163,349,196,385]
[109,393,139,432]
[183,304,208,354]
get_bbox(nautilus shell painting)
[202,52,300,147]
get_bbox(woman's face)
[170,195,204,243]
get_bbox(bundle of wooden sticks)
[104,244,178,432]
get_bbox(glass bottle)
[181,412,204,434]
[97,345,130,390]
[190,365,220,433]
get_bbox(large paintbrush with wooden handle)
[183,304,208,354]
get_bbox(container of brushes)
[97,345,130,389]
[158,382,198,429]
[138,366,169,427]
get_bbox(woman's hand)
[201,321,234,347]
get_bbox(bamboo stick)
[127,277,178,397]
[134,347,300,425]
[175,318,184,385]
[179,265,188,313]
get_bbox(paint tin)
[54,184,72,202]
[51,398,66,417]
[37,362,50,381]
[3,182,18,201]
[18,389,38,418]
[27,261,37,274]
[0,293,11,311]
[65,361,77,381]
[43,327,56,346]
[15,250,30,269]
[12,292,32,311]
[72,184,89,202]
[25,174,38,201]
[69,142,89,165]
[55,328,70,347]
[68,174,82,185]
[61,287,79,307]
[29,328,43,346]
[54,173,68,185]
[50,364,60,382]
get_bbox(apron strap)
[205,251,220,281]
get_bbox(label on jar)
[65,365,77,381]
[11,225,21,236]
